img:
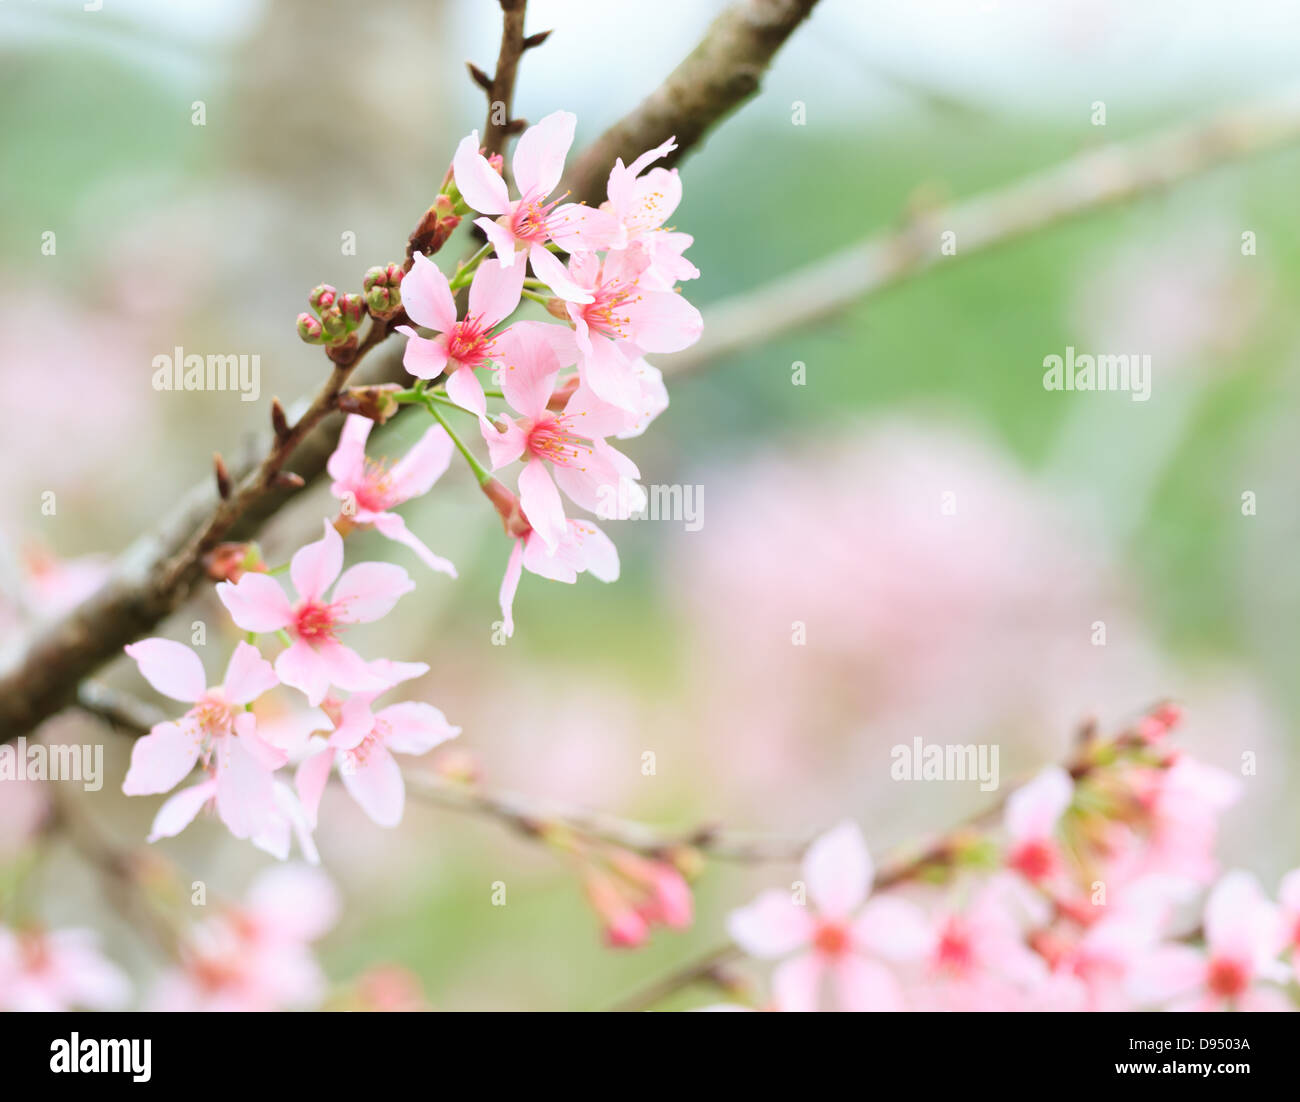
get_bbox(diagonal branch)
[563,0,823,203]
[667,84,1300,377]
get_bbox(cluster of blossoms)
[715,709,1300,1012]
[119,111,699,852]
[0,925,130,1012]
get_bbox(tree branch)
[666,85,1300,377]
[563,0,822,203]
[475,0,535,157]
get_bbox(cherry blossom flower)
[0,926,130,1011]
[327,413,457,575]
[122,638,287,842]
[726,821,930,1011]
[452,110,617,301]
[481,322,645,551]
[1003,765,1073,885]
[497,517,619,639]
[601,136,699,290]
[395,252,524,414]
[544,246,702,412]
[150,865,338,1012]
[1128,870,1290,1011]
[1280,869,1300,981]
[296,670,461,829]
[216,520,415,706]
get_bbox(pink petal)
[367,658,430,691]
[245,864,339,942]
[293,738,332,826]
[1004,765,1073,843]
[495,320,561,419]
[444,364,487,416]
[376,701,461,755]
[528,245,594,303]
[1204,870,1282,963]
[571,521,619,582]
[388,424,455,502]
[371,512,458,577]
[851,897,934,962]
[468,257,526,329]
[517,457,567,552]
[832,955,906,1012]
[341,741,405,828]
[326,414,372,484]
[770,952,824,1012]
[291,519,344,604]
[452,131,511,215]
[476,216,522,265]
[329,561,414,623]
[215,734,278,840]
[521,531,581,583]
[1127,945,1208,1005]
[122,721,202,795]
[147,778,218,842]
[275,638,333,706]
[578,334,641,413]
[401,252,458,332]
[726,889,814,958]
[511,109,575,199]
[802,820,873,919]
[221,640,279,705]
[481,415,528,469]
[498,540,524,638]
[314,641,389,693]
[547,203,621,253]
[233,711,289,770]
[398,328,450,380]
[123,638,206,703]
[622,289,703,353]
[216,572,295,634]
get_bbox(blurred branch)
[471,0,542,157]
[667,84,1300,377]
[562,0,823,203]
[73,681,811,863]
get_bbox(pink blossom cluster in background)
[718,712,1300,1012]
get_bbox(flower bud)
[296,312,324,343]
[544,296,570,321]
[309,284,337,311]
[481,477,531,538]
[546,374,580,411]
[338,292,366,327]
[338,383,403,424]
[320,307,349,341]
[609,851,694,930]
[202,542,265,583]
[583,871,649,948]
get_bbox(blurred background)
[2,0,1300,1009]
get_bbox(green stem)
[423,397,492,484]
[448,243,493,291]
[521,289,550,306]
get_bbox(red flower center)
[813,921,851,958]
[527,414,592,469]
[294,601,337,643]
[1009,839,1056,882]
[1206,956,1250,1000]
[446,315,493,368]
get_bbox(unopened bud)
[309,283,337,311]
[546,374,580,411]
[213,453,232,500]
[544,296,569,321]
[481,477,531,538]
[338,383,403,424]
[320,307,349,341]
[583,872,649,949]
[296,312,324,343]
[270,397,291,442]
[202,542,265,583]
[339,293,366,326]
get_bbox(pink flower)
[0,926,130,1011]
[216,520,415,706]
[546,247,702,412]
[150,865,338,1012]
[1128,871,1291,1011]
[327,413,457,575]
[480,322,644,551]
[296,673,460,829]
[727,821,929,1011]
[1004,765,1073,884]
[452,111,617,300]
[1276,869,1300,981]
[498,517,620,639]
[602,136,699,290]
[122,638,287,841]
[395,252,524,414]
